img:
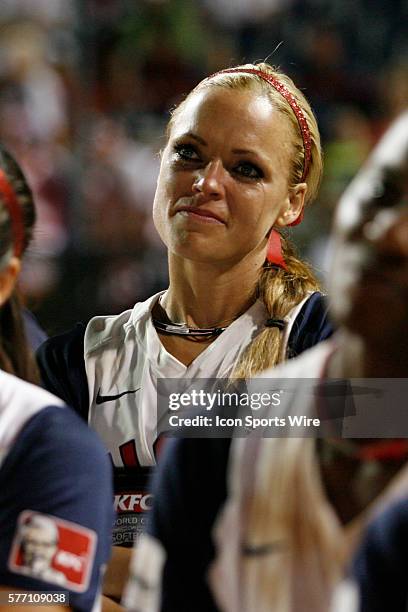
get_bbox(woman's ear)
[275,183,307,227]
[0,256,21,307]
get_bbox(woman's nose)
[192,160,226,199]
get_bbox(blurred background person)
[209,110,408,612]
[0,147,44,380]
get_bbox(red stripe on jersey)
[119,440,139,467]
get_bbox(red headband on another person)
[209,68,312,227]
[0,168,24,258]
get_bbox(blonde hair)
[168,63,323,376]
[169,62,322,203]
[233,240,320,378]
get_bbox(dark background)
[0,0,406,334]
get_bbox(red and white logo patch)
[8,511,97,592]
[114,492,154,513]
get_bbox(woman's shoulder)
[0,392,108,473]
[36,293,161,413]
[37,322,86,361]
[0,368,64,409]
[0,401,113,608]
[85,292,163,355]
[0,370,110,481]
[0,371,66,454]
[36,323,89,416]
[288,291,334,357]
[85,308,134,355]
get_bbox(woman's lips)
[176,206,226,224]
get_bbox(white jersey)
[84,291,312,467]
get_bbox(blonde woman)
[59,62,337,609]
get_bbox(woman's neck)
[163,254,262,328]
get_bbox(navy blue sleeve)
[287,291,334,358]
[352,497,408,612]
[0,406,114,612]
[37,325,89,420]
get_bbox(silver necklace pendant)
[154,293,228,337]
[153,319,226,337]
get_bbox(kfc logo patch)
[114,492,154,513]
[8,511,97,592]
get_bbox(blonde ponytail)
[232,234,320,379]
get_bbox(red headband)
[0,168,24,258]
[209,68,312,218]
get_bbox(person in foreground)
[123,110,408,612]
[37,62,333,603]
[0,148,114,612]
[208,110,408,612]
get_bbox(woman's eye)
[174,144,200,162]
[234,162,263,180]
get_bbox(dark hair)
[0,146,39,384]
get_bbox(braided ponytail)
[232,234,320,379]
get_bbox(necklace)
[153,319,227,338]
[153,294,243,340]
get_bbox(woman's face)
[153,86,303,267]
